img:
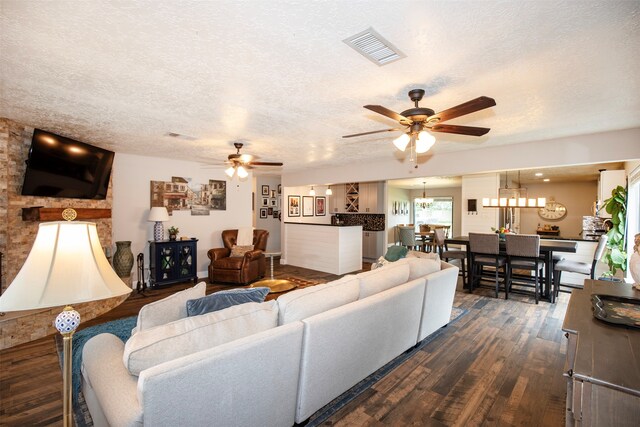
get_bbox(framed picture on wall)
[262,197,269,206]
[270,190,276,198]
[315,196,326,216]
[268,207,273,215]
[278,184,282,194]
[273,210,279,218]
[262,185,269,196]
[260,208,267,219]
[302,196,314,217]
[288,195,300,217]
[270,198,277,206]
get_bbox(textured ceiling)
[1,1,639,174]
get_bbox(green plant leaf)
[610,248,626,265]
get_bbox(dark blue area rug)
[56,316,137,427]
[57,308,466,427]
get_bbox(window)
[627,166,640,279]
[414,196,454,236]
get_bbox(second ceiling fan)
[343,89,496,154]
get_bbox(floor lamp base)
[55,306,80,427]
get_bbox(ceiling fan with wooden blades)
[343,89,496,155]
[224,142,283,179]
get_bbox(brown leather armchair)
[207,229,269,285]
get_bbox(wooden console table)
[562,280,640,426]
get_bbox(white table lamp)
[148,207,169,241]
[0,220,132,427]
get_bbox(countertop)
[283,222,361,227]
[540,235,602,242]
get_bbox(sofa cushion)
[276,275,360,325]
[186,287,269,316]
[384,245,408,261]
[230,244,254,257]
[123,300,278,376]
[134,282,206,334]
[406,250,440,262]
[406,257,441,281]
[357,261,410,299]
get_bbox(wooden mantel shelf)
[22,207,112,221]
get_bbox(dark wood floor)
[0,261,568,426]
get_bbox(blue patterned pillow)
[384,245,408,262]
[186,287,270,316]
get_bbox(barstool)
[553,235,608,302]
[468,232,507,298]
[433,228,467,284]
[505,234,544,304]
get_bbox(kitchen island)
[283,223,363,275]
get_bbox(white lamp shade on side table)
[148,207,169,242]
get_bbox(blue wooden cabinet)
[149,239,198,287]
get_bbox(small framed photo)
[262,185,269,196]
[315,196,326,216]
[273,210,279,218]
[288,195,300,217]
[302,196,314,217]
[268,207,273,215]
[278,184,282,194]
[260,208,268,219]
[262,197,269,206]
[270,198,277,206]
[270,189,276,198]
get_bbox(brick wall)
[0,118,126,349]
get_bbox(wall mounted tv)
[21,129,115,200]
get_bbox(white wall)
[112,153,252,279]
[461,173,500,235]
[386,186,412,244]
[254,175,281,252]
[283,128,640,187]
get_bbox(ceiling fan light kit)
[223,142,283,180]
[344,89,496,163]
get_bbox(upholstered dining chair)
[398,226,419,250]
[432,228,466,283]
[207,229,269,285]
[468,232,507,298]
[552,235,608,302]
[505,234,543,304]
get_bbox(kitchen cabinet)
[345,182,359,212]
[598,170,626,218]
[329,184,346,213]
[363,231,383,260]
[150,239,198,287]
[359,182,382,213]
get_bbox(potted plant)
[599,185,627,280]
[167,226,179,241]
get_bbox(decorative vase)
[169,233,177,241]
[113,241,134,278]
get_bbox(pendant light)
[416,181,434,209]
[326,186,333,196]
[309,186,315,196]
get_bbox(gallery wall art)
[150,177,226,215]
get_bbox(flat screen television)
[21,129,115,199]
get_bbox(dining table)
[445,235,578,302]
[415,231,435,252]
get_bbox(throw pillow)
[406,250,440,262]
[384,245,408,262]
[134,282,206,333]
[230,244,254,257]
[123,300,278,376]
[186,287,270,317]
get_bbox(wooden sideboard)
[562,280,640,426]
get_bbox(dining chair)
[552,235,608,302]
[418,224,434,252]
[398,226,419,250]
[505,234,543,304]
[468,232,507,298]
[433,228,466,284]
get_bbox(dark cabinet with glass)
[149,239,198,287]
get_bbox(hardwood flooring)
[0,261,569,426]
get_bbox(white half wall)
[112,153,252,279]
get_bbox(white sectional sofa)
[81,257,459,426]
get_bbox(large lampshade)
[0,221,131,311]
[147,207,169,222]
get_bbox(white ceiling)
[1,1,639,174]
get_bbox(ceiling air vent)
[165,132,198,141]
[343,27,406,66]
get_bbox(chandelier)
[415,181,434,209]
[482,171,546,208]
